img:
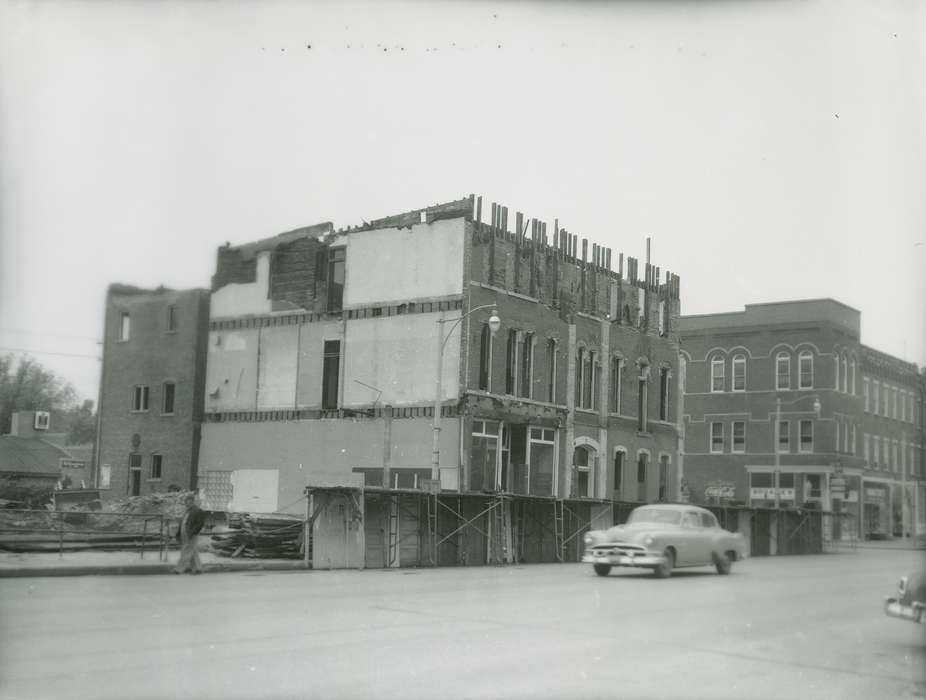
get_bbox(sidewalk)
[0,545,308,578]
[853,536,926,551]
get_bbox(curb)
[0,561,309,578]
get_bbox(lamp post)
[774,394,822,508]
[432,304,500,487]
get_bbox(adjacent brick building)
[95,285,210,499]
[680,299,925,540]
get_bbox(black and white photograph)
[1,1,924,698]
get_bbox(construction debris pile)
[211,513,305,559]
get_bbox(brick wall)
[97,286,209,499]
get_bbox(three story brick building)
[680,299,925,540]
[95,285,210,498]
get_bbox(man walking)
[174,493,206,574]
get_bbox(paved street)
[1,548,924,700]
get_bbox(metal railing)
[0,509,169,560]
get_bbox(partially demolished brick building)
[198,196,683,568]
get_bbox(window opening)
[711,357,724,392]
[710,422,723,453]
[322,340,340,410]
[132,385,149,412]
[732,421,746,453]
[776,353,790,390]
[326,248,345,312]
[799,351,813,389]
[478,325,491,391]
[162,382,175,414]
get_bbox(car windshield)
[627,508,681,525]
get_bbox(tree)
[0,354,79,435]
[64,399,96,446]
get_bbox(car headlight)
[643,535,654,547]
[584,532,594,545]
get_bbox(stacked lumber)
[211,513,304,559]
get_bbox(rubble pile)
[211,513,304,559]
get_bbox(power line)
[0,328,101,343]
[0,347,101,360]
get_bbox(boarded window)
[322,340,340,410]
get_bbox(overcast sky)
[2,0,924,403]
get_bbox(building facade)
[197,196,683,564]
[680,299,925,540]
[0,411,89,496]
[95,285,210,499]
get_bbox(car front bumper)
[884,597,925,623]
[582,549,666,568]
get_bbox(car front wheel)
[714,551,733,575]
[654,548,674,578]
[593,563,612,577]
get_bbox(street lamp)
[774,394,822,508]
[431,304,501,486]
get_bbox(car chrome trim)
[884,597,925,623]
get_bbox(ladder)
[513,500,525,564]
[488,496,512,565]
[553,499,565,562]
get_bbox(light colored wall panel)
[343,313,461,406]
[344,219,464,307]
[205,329,259,411]
[257,325,299,409]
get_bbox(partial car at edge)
[582,504,747,578]
[884,571,926,624]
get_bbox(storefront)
[861,480,891,538]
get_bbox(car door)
[675,511,705,566]
[687,511,716,565]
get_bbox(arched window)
[849,358,856,395]
[798,351,814,389]
[545,338,557,403]
[776,352,790,390]
[505,329,518,395]
[834,353,840,391]
[613,448,626,494]
[575,347,585,406]
[732,354,746,392]
[840,352,848,393]
[711,356,725,393]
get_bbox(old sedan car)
[582,504,747,578]
[884,570,926,623]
